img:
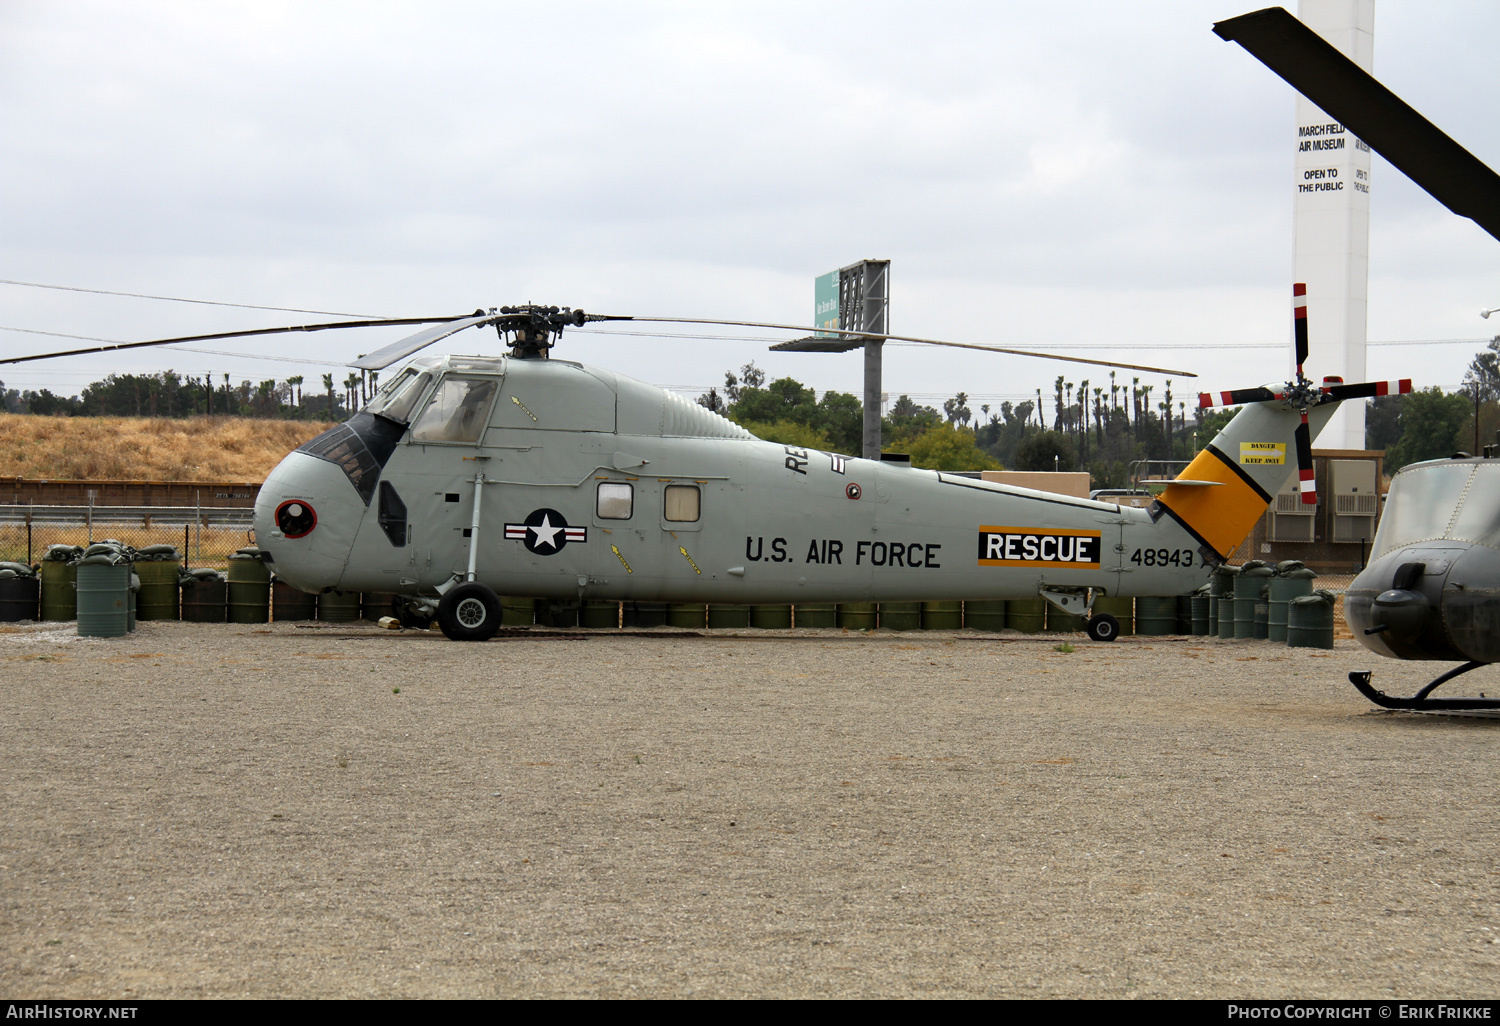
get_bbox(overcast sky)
[2,1,1497,417]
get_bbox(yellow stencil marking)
[678,546,702,575]
[1239,441,1285,465]
[510,395,538,421]
[611,545,633,573]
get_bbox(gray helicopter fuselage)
[255,354,1216,606]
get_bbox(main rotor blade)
[0,316,462,366]
[348,312,499,370]
[1215,7,1500,244]
[611,316,1199,377]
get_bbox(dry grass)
[0,414,330,482]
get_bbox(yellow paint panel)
[1239,441,1286,465]
[1158,451,1269,557]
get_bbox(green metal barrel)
[1175,595,1194,634]
[40,560,77,621]
[880,601,922,631]
[1267,574,1316,642]
[361,591,399,621]
[76,563,129,638]
[706,604,749,628]
[964,599,1007,632]
[272,581,318,621]
[227,555,271,624]
[1046,603,1086,633]
[501,597,536,626]
[1235,568,1275,640]
[1217,588,1237,639]
[1093,595,1135,635]
[1135,595,1178,636]
[0,576,39,622]
[793,603,837,628]
[623,601,663,628]
[1190,593,1211,635]
[580,600,620,628]
[318,590,361,623]
[1006,598,1046,633]
[666,603,706,629]
[134,561,180,621]
[837,602,876,630]
[920,601,963,631]
[535,601,579,628]
[180,579,226,622]
[750,605,792,629]
[1287,594,1336,649]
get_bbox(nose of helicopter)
[254,450,365,594]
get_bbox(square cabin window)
[664,484,700,522]
[597,482,633,520]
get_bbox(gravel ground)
[2,619,1498,999]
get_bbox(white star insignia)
[529,514,564,551]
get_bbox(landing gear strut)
[1348,661,1498,711]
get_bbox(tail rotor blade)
[1293,283,1309,377]
[1320,378,1414,402]
[1199,387,1280,409]
[1295,413,1317,505]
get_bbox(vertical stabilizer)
[1155,400,1337,560]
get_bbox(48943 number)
[1131,548,1194,568]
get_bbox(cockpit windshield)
[1374,461,1500,556]
[367,369,430,425]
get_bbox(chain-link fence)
[0,505,255,568]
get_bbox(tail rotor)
[1197,284,1412,506]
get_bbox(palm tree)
[323,373,335,421]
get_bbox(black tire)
[1086,612,1120,643]
[437,582,501,641]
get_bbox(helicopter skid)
[1348,661,1498,711]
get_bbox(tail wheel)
[437,582,501,641]
[1086,612,1120,643]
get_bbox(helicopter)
[1215,6,1500,709]
[1,297,1367,642]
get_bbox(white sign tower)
[1294,0,1375,450]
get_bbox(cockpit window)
[410,376,499,443]
[1446,464,1500,548]
[369,369,430,425]
[1374,462,1474,556]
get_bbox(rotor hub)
[491,304,589,359]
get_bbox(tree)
[1366,394,1404,451]
[731,376,817,425]
[1012,430,1078,473]
[696,387,723,413]
[904,423,1000,472]
[1464,335,1500,401]
[723,361,765,404]
[1386,387,1473,471]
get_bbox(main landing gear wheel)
[1086,612,1120,642]
[437,582,501,641]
